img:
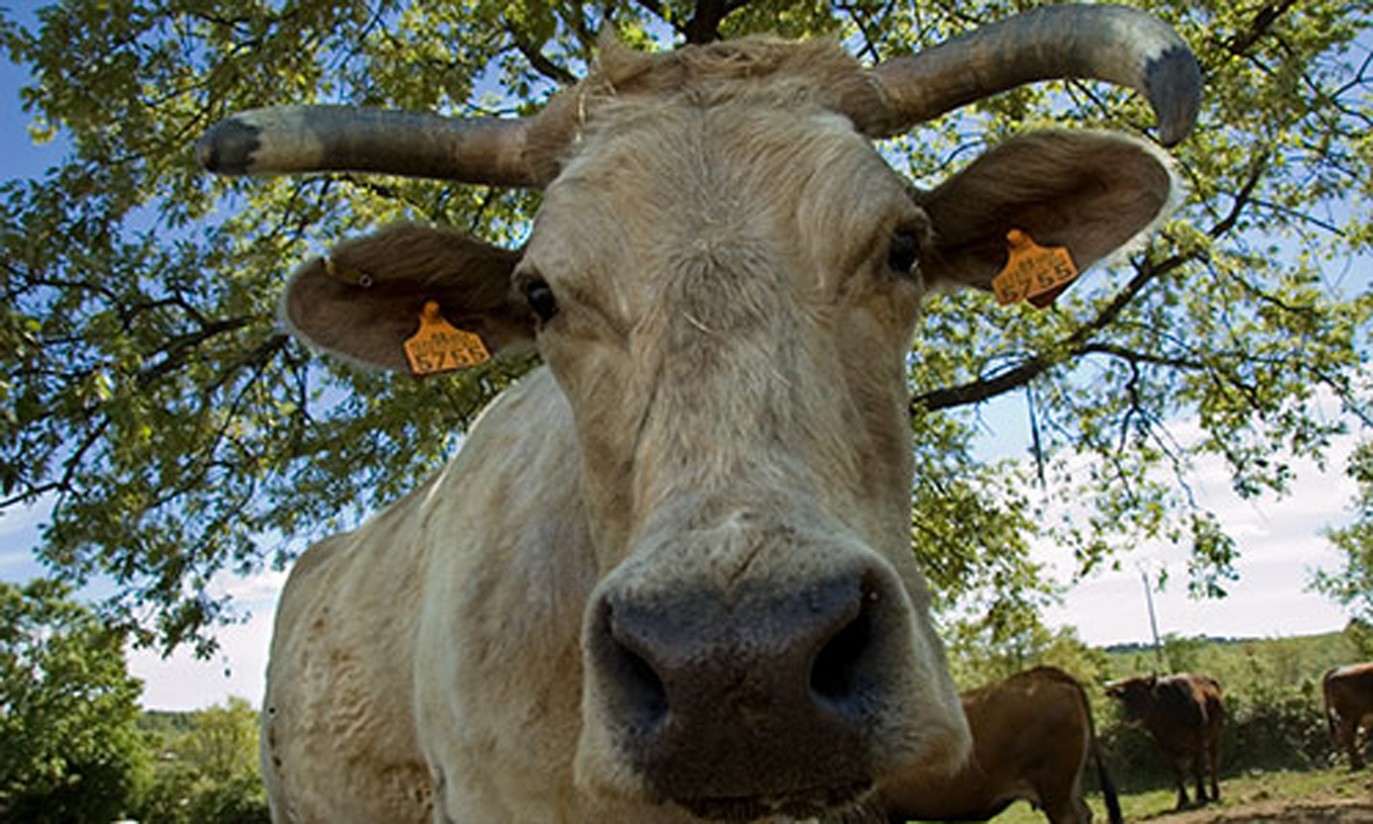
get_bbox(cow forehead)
[516,34,914,280]
[525,99,919,313]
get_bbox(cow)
[1105,672,1223,810]
[198,5,1200,822]
[1323,661,1373,770]
[874,666,1122,824]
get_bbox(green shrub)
[132,699,270,824]
[0,580,151,823]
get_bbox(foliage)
[1104,630,1364,693]
[1224,685,1331,772]
[135,697,270,824]
[0,0,1370,653]
[941,613,1110,693]
[1313,441,1373,655]
[0,578,150,823]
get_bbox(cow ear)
[282,223,532,372]
[916,130,1179,293]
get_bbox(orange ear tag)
[403,301,491,376]
[991,229,1080,308]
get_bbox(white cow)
[200,5,1199,822]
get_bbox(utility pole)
[1140,567,1165,671]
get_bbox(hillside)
[1099,630,1365,690]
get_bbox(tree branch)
[505,24,577,85]
[634,0,670,25]
[911,250,1197,414]
[136,316,259,389]
[1208,152,1270,240]
[1222,0,1299,57]
[683,0,753,44]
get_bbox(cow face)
[1105,673,1160,721]
[275,38,1178,824]
[536,87,964,821]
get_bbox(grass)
[977,767,1370,823]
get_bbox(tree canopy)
[1,0,1370,654]
[1312,440,1373,654]
[0,579,149,822]
[137,697,270,824]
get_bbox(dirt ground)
[1138,773,1373,823]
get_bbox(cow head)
[201,6,1198,820]
[1105,673,1159,721]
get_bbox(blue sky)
[0,6,59,587]
[0,5,1364,711]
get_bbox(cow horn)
[197,105,538,187]
[870,4,1202,146]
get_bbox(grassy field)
[977,767,1373,823]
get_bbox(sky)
[0,6,1365,712]
[1032,414,1359,645]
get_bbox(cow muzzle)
[575,528,969,820]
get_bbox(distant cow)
[1324,662,1373,770]
[199,4,1199,822]
[877,666,1122,824]
[1105,672,1223,809]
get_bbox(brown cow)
[877,666,1122,824]
[199,6,1199,822]
[1324,662,1373,770]
[1105,672,1223,810]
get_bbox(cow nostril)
[617,643,669,729]
[810,588,877,713]
[603,608,670,732]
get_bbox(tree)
[0,0,1369,654]
[0,579,150,822]
[942,617,1110,693]
[137,697,270,824]
[1312,440,1373,654]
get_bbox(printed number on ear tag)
[991,229,1080,308]
[404,301,491,376]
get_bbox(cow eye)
[522,278,560,324]
[886,230,920,277]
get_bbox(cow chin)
[572,521,971,820]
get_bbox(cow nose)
[587,565,899,814]
[602,572,877,729]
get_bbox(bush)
[0,580,151,823]
[1223,683,1331,772]
[132,699,270,824]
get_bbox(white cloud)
[217,567,289,606]
[0,494,51,545]
[0,495,54,579]
[1031,416,1362,647]
[128,591,279,712]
